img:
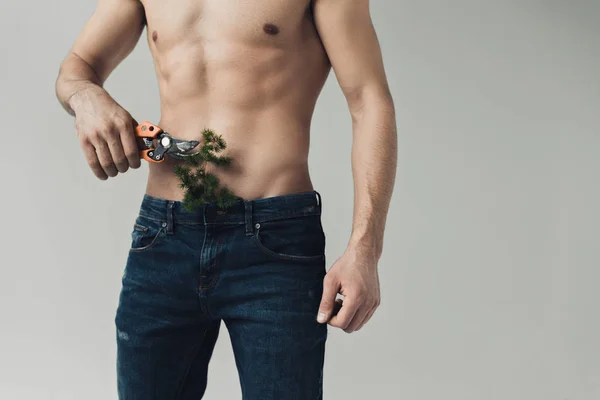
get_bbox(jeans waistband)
[136,190,322,227]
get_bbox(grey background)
[0,0,598,399]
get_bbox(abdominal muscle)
[142,2,330,202]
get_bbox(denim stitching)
[129,227,166,253]
[253,212,321,224]
[199,233,222,290]
[137,212,321,226]
[251,227,325,262]
[133,223,149,232]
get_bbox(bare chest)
[140,0,314,49]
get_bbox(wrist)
[67,82,103,115]
[347,231,382,262]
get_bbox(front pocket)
[130,220,165,253]
[250,216,325,263]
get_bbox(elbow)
[55,59,69,103]
[55,56,76,101]
[346,84,395,123]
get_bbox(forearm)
[55,52,106,116]
[347,89,397,260]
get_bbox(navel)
[263,23,280,35]
[152,31,158,42]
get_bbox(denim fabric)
[115,190,327,399]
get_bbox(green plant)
[174,128,240,211]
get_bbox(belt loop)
[166,201,175,234]
[315,191,321,208]
[244,200,253,236]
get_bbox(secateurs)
[135,121,200,163]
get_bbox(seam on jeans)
[133,223,149,232]
[138,212,322,225]
[203,221,245,226]
[129,227,165,253]
[173,328,208,400]
[198,225,208,284]
[137,213,166,223]
[254,212,321,224]
[139,213,245,226]
[198,233,222,290]
[250,227,325,262]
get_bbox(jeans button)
[255,223,260,229]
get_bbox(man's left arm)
[312,0,397,332]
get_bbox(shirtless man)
[55,0,396,398]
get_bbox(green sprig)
[174,128,240,211]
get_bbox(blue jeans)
[115,190,328,399]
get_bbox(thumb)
[317,275,338,323]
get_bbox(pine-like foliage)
[174,128,240,211]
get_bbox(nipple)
[152,31,158,42]
[263,23,280,35]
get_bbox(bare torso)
[59,0,392,334]
[141,0,331,201]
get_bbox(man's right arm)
[55,0,146,179]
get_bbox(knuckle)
[319,301,332,310]
[97,123,114,136]
[78,133,91,144]
[114,117,128,129]
[323,274,336,286]
[354,294,366,304]
[330,320,342,329]
[338,318,350,330]
[126,150,139,159]
[100,160,113,169]
[90,130,103,141]
[87,159,100,169]
[96,123,110,134]
[106,128,119,138]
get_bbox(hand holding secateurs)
[135,121,200,163]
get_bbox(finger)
[355,306,377,332]
[106,130,129,173]
[344,306,371,333]
[120,119,141,169]
[332,297,343,316]
[81,141,108,180]
[317,274,339,323]
[328,296,360,330]
[94,140,118,177]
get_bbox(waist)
[146,160,313,201]
[136,190,323,226]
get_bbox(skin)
[55,0,397,333]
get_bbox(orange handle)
[136,121,165,163]
[135,121,163,139]
[140,149,165,163]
